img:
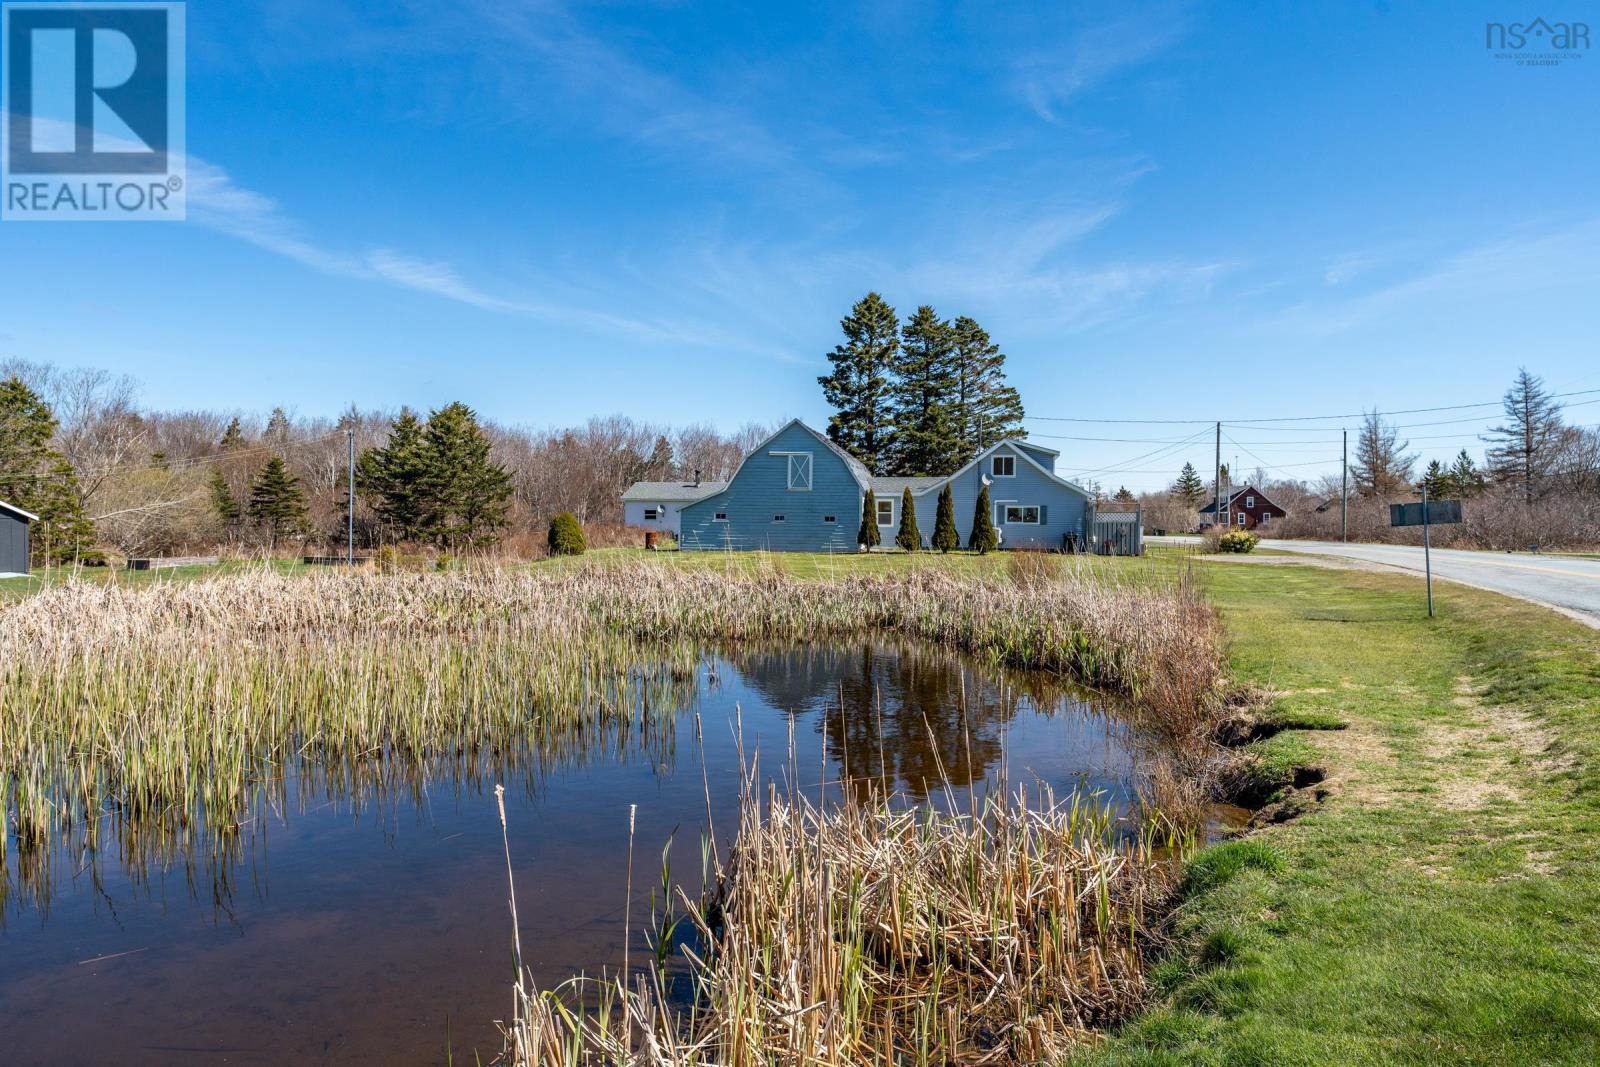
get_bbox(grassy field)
[1083,559,1600,1066]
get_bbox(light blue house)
[635,419,1139,554]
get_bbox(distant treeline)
[0,358,772,563]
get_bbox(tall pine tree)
[1450,449,1485,497]
[818,293,899,475]
[357,408,430,541]
[1171,462,1206,508]
[889,306,960,476]
[418,402,513,550]
[0,375,95,563]
[248,455,310,549]
[1486,368,1563,504]
[949,316,1024,458]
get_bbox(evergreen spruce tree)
[248,455,310,549]
[895,487,921,551]
[357,408,430,541]
[1421,459,1449,497]
[1486,368,1563,504]
[1114,486,1135,505]
[264,407,292,448]
[858,489,881,549]
[889,305,960,476]
[32,460,96,564]
[1171,462,1206,508]
[645,434,675,480]
[417,402,513,550]
[818,293,899,475]
[209,467,242,528]
[931,484,959,553]
[1450,449,1486,497]
[0,375,96,562]
[969,484,998,554]
[1353,412,1416,497]
[218,417,245,451]
[949,316,1024,458]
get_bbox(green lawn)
[0,557,313,600]
[1082,560,1600,1066]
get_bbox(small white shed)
[621,478,728,536]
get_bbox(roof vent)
[693,468,701,487]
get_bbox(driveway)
[1259,539,1600,627]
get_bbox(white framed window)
[643,507,659,521]
[1245,496,1255,508]
[876,498,894,526]
[714,512,728,522]
[992,455,1015,477]
[1003,504,1041,524]
[773,514,786,522]
[1236,513,1247,525]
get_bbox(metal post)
[346,428,355,565]
[1422,480,1433,618]
[1214,421,1222,531]
[1341,428,1348,543]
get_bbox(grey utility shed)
[0,500,37,576]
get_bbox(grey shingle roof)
[868,476,944,496]
[621,480,729,503]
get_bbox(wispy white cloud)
[1012,5,1194,122]
[1259,220,1600,338]
[182,155,789,353]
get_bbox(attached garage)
[1,500,36,576]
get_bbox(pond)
[0,640,1230,1065]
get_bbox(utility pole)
[1422,480,1434,618]
[346,428,355,565]
[1214,421,1222,530]
[1341,428,1348,543]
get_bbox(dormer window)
[992,455,1015,477]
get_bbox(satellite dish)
[981,473,992,487]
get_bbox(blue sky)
[1,0,1597,489]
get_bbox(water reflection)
[2,640,1168,1066]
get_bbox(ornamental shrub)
[547,512,587,556]
[1217,529,1259,554]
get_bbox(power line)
[1025,387,1600,427]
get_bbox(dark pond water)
[0,641,1225,1066]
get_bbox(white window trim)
[1002,503,1041,525]
[770,450,813,491]
[991,455,1016,478]
[643,507,660,521]
[876,498,895,526]
[1245,496,1255,508]
[1236,513,1247,526]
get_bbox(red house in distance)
[1198,485,1287,531]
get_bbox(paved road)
[1260,539,1600,626]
